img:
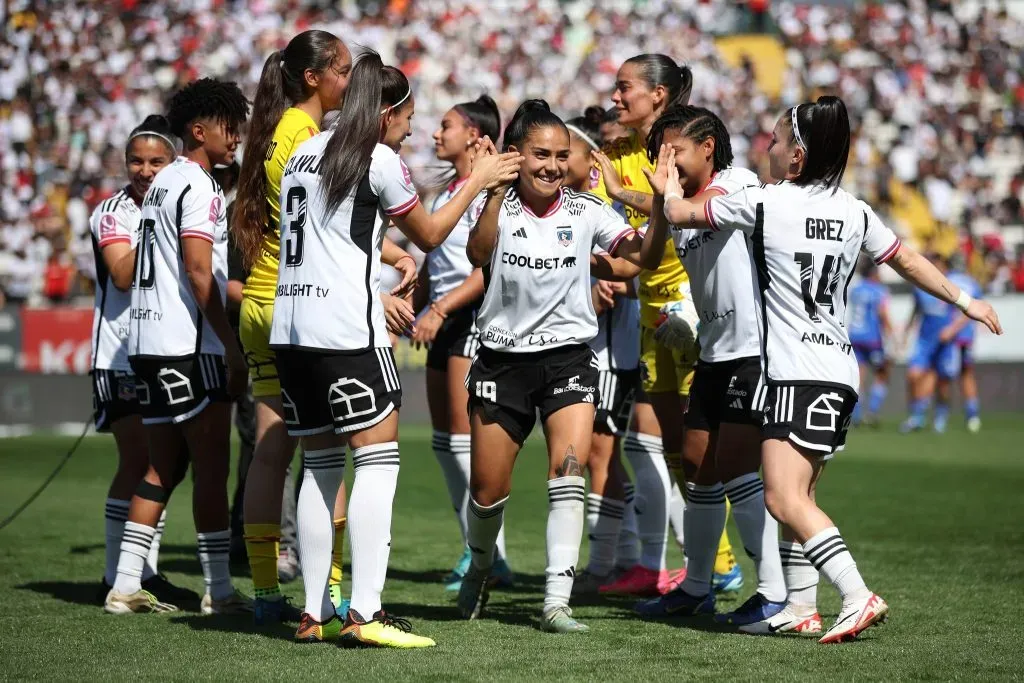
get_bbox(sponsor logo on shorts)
[727,375,747,397]
[806,392,845,432]
[553,374,596,395]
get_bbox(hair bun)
[515,99,550,117]
[475,94,499,114]
[583,106,605,126]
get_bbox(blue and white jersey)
[912,287,953,342]
[847,279,888,348]
[947,270,982,345]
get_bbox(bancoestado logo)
[501,252,577,270]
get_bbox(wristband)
[430,303,448,320]
[954,290,972,312]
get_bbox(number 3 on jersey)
[475,381,497,402]
[283,186,306,267]
[794,252,841,322]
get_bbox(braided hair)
[646,105,733,172]
[166,78,250,142]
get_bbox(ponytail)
[454,94,502,142]
[646,105,733,172]
[790,95,850,192]
[234,30,341,269]
[624,54,693,111]
[502,99,566,153]
[320,49,385,216]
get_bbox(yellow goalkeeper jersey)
[242,107,319,304]
[591,131,689,328]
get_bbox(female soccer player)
[645,95,1001,643]
[458,100,660,633]
[91,115,193,608]
[614,106,787,626]
[270,53,521,647]
[105,78,252,616]
[232,31,354,624]
[591,53,734,597]
[848,261,893,427]
[562,109,643,591]
[411,95,512,591]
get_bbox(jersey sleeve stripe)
[180,230,215,243]
[607,228,635,255]
[97,236,131,247]
[385,195,419,217]
[705,197,720,231]
[874,238,901,265]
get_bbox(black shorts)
[594,368,640,436]
[685,356,764,431]
[467,344,599,445]
[760,383,857,456]
[276,346,402,436]
[92,369,140,432]
[129,354,228,425]
[425,308,479,371]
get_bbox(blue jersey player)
[848,262,892,426]
[901,254,961,432]
[940,268,984,432]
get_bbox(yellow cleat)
[104,588,177,614]
[295,612,342,643]
[340,609,436,649]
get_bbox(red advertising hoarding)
[18,307,93,374]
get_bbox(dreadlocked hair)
[166,78,250,141]
[646,105,733,172]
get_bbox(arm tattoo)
[689,211,697,227]
[619,190,650,208]
[557,445,582,477]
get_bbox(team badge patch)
[117,379,137,402]
[99,214,117,239]
[208,195,222,223]
[557,227,573,247]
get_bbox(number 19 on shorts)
[475,381,497,402]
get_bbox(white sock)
[104,498,130,585]
[724,473,786,602]
[494,519,509,562]
[143,509,166,581]
[449,433,473,542]
[297,446,346,621]
[196,530,232,600]
[678,483,726,597]
[348,442,400,619]
[433,431,467,541]
[623,431,670,571]
[668,478,686,552]
[779,540,819,613]
[112,521,155,595]
[467,496,506,571]
[616,482,640,569]
[585,492,624,577]
[544,476,585,613]
[803,526,870,605]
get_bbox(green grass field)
[2,419,1023,681]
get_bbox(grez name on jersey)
[806,217,844,242]
[501,252,577,270]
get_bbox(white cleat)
[104,589,177,614]
[201,589,254,615]
[967,416,982,433]
[818,593,888,644]
[738,604,822,635]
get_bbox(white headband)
[382,88,411,115]
[565,124,599,151]
[127,130,178,153]
[790,106,807,151]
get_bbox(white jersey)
[589,246,640,370]
[427,177,486,302]
[477,187,634,353]
[89,186,141,371]
[706,181,901,393]
[670,167,761,363]
[270,137,419,351]
[128,157,229,359]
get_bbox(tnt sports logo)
[806,392,846,432]
[208,196,222,223]
[557,227,573,247]
[328,377,377,421]
[99,213,118,240]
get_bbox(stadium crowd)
[1,0,1023,304]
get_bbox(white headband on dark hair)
[127,130,178,153]
[565,124,599,151]
[382,88,411,115]
[790,106,807,151]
